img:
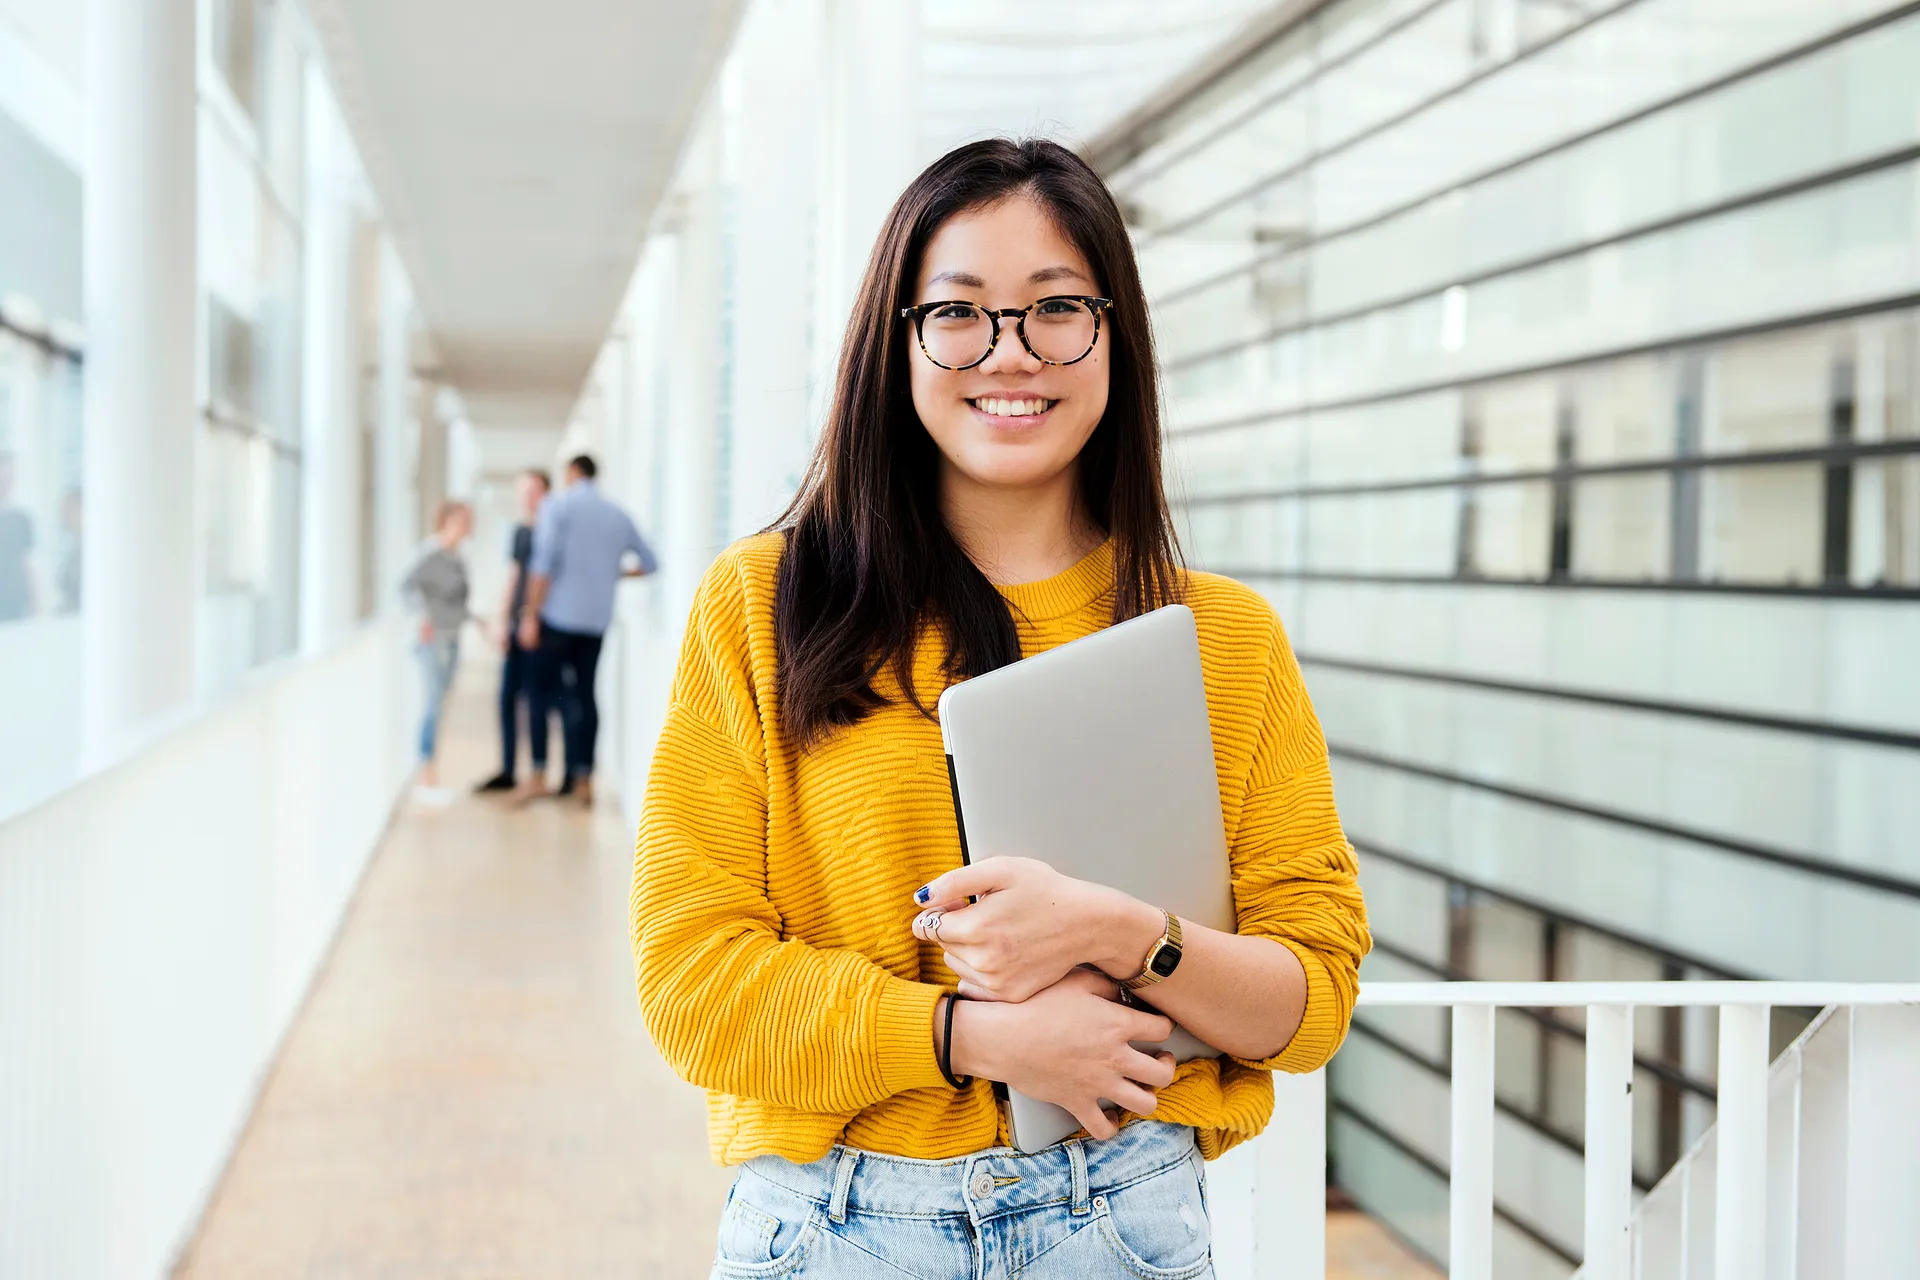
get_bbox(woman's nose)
[979,322,1042,375]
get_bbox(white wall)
[0,620,417,1279]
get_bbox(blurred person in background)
[0,451,36,623]
[401,499,483,806]
[56,488,81,614]
[513,454,656,808]
[632,139,1368,1279]
[476,468,551,794]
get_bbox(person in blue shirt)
[513,455,657,806]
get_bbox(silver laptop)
[937,603,1235,1152]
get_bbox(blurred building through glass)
[1085,0,1920,1270]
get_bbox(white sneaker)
[413,785,455,807]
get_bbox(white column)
[298,57,366,652]
[723,0,828,539]
[810,0,921,404]
[374,242,420,604]
[80,0,198,765]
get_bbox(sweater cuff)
[1235,938,1346,1074]
[874,978,950,1097]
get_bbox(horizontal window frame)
[202,403,302,460]
[1357,837,1752,980]
[1139,0,1647,247]
[1303,652,1920,751]
[0,314,84,364]
[1332,1096,1583,1267]
[1141,0,1920,307]
[1332,742,1920,899]
[1160,141,1920,374]
[1110,0,1454,201]
[1182,437,1920,505]
[1169,292,1920,434]
[1212,566,1920,601]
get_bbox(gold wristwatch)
[1122,910,1184,990]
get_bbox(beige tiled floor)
[173,682,733,1278]
[1327,1210,1446,1279]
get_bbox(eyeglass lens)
[919,298,1098,369]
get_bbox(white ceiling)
[304,0,745,431]
[304,0,1270,434]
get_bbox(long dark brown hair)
[772,137,1183,747]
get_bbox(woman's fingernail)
[914,885,932,904]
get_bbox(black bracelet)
[939,994,973,1090]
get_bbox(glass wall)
[0,62,85,820]
[198,0,307,691]
[1099,0,1920,1273]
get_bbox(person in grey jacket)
[400,500,485,804]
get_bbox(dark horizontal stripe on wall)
[1216,566,1920,603]
[204,407,303,458]
[1330,744,1920,900]
[1142,0,1651,246]
[1353,838,1751,981]
[1331,1099,1583,1267]
[1168,291,1920,435]
[1144,0,1920,305]
[1299,651,1920,752]
[1183,436,1920,505]
[1111,0,1458,197]
[1364,938,1720,1103]
[1343,1018,1661,1191]
[0,313,83,362]
[1164,142,1920,374]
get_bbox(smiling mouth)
[968,396,1057,418]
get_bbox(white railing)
[1212,981,1920,1280]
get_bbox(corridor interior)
[171,673,734,1277]
[170,660,1436,1279]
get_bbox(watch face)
[1150,945,1182,978]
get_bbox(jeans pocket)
[1091,1156,1214,1279]
[712,1172,819,1277]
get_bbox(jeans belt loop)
[828,1147,859,1225]
[1067,1138,1091,1215]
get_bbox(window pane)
[1850,458,1920,587]
[1704,328,1836,454]
[1572,474,1672,580]
[1698,463,1825,584]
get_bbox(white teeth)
[974,398,1053,417]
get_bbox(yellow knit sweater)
[632,533,1370,1166]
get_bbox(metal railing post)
[1584,1004,1634,1280]
[1715,1003,1770,1280]
[1449,1003,1495,1280]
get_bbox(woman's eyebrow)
[1029,265,1091,284]
[926,269,986,289]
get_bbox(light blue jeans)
[710,1121,1213,1279]
[415,638,459,763]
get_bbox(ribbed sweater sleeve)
[630,555,949,1112]
[1226,612,1372,1075]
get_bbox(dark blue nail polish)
[914,885,932,904]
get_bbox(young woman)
[400,499,480,805]
[633,138,1370,1279]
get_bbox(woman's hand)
[911,856,1162,1003]
[947,968,1176,1141]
